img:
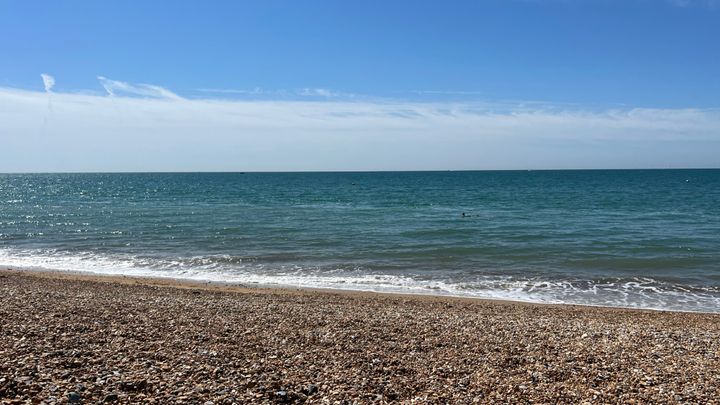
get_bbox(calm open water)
[1,170,719,312]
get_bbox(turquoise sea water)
[1,170,719,312]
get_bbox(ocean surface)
[1,170,719,312]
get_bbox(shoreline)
[3,266,571,307]
[2,266,718,315]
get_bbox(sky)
[1,0,719,172]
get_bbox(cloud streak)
[198,87,355,99]
[1,82,719,172]
[296,88,354,98]
[40,74,55,93]
[197,87,266,95]
[517,0,720,9]
[97,76,182,100]
[667,0,720,8]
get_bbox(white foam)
[1,247,719,313]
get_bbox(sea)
[1,170,719,312]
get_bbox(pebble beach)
[1,269,719,404]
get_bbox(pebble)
[1,270,719,403]
[67,391,81,403]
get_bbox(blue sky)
[1,0,719,171]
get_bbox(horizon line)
[1,167,719,175]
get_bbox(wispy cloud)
[40,74,55,93]
[667,0,720,8]
[1,80,719,172]
[97,76,183,100]
[197,87,266,95]
[410,90,486,96]
[518,0,720,9]
[197,87,355,99]
[296,88,354,98]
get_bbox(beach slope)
[1,269,719,403]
